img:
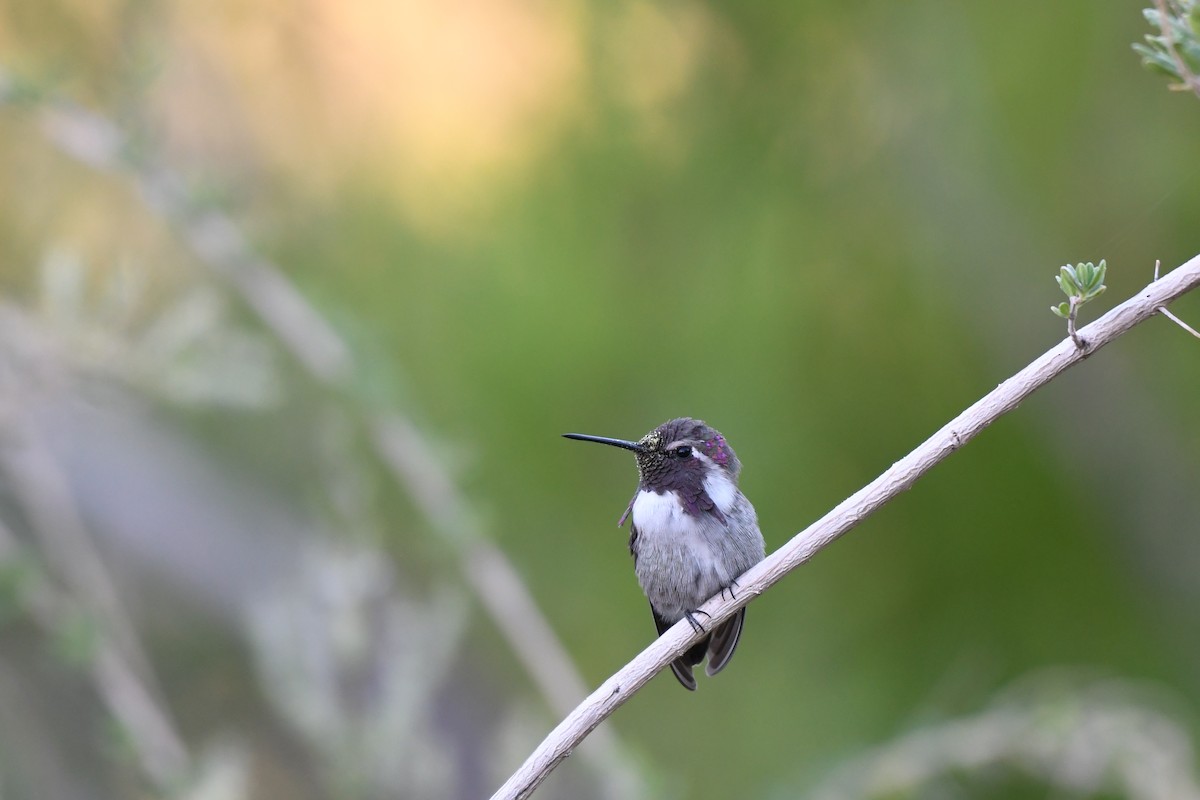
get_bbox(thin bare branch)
[490,254,1200,800]
[1154,260,1200,338]
[1158,306,1200,338]
[1067,295,1083,348]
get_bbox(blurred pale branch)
[0,288,498,797]
[0,290,243,793]
[0,310,187,786]
[792,672,1200,800]
[0,454,190,789]
[492,256,1200,800]
[0,63,646,800]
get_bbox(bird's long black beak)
[562,433,644,453]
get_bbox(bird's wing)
[704,607,745,677]
[617,488,638,527]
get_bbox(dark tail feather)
[667,638,708,691]
[705,607,745,677]
[653,606,708,691]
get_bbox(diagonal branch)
[490,254,1200,800]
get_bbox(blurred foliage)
[785,671,1200,800]
[1,1,1200,800]
[1135,0,1200,89]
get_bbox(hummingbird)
[564,418,766,690]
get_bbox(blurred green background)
[1,1,1199,799]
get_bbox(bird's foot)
[684,609,711,633]
[720,579,741,601]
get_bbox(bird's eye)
[674,445,692,458]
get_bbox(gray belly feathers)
[631,489,763,623]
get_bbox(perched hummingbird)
[564,418,766,690]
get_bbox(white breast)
[631,488,684,532]
[629,486,734,620]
